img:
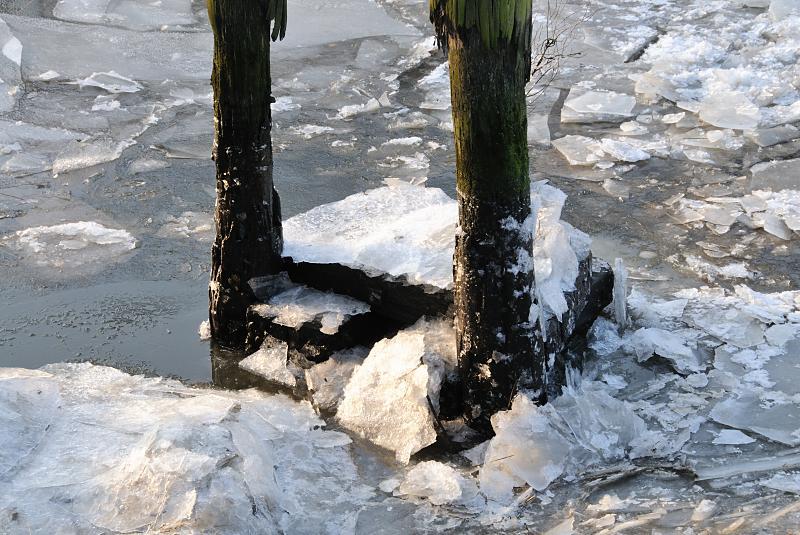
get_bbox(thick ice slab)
[336,318,456,463]
[283,184,591,318]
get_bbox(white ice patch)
[239,341,297,388]
[397,461,474,505]
[712,429,755,445]
[553,135,649,166]
[252,285,370,335]
[336,318,455,464]
[291,124,334,139]
[5,221,136,269]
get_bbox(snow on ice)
[283,182,591,319]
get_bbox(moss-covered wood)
[207,0,286,348]
[432,0,542,431]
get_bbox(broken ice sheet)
[53,0,196,30]
[562,89,636,123]
[552,135,606,166]
[336,318,455,464]
[0,363,369,534]
[761,472,800,494]
[0,16,22,112]
[750,159,800,191]
[238,340,297,388]
[480,381,666,505]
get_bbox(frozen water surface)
[1,0,800,530]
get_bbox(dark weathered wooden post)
[430,0,542,431]
[207,0,287,348]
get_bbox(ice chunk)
[336,319,455,464]
[198,320,211,341]
[4,221,136,269]
[238,340,297,388]
[528,113,551,145]
[746,125,799,147]
[36,69,60,80]
[531,181,590,319]
[625,328,703,374]
[599,138,650,162]
[712,429,755,445]
[480,381,653,504]
[72,71,142,93]
[552,135,606,166]
[284,185,457,289]
[480,395,570,502]
[397,461,470,505]
[336,98,381,119]
[292,124,334,138]
[383,137,423,147]
[0,369,60,479]
[53,137,136,175]
[252,285,369,335]
[305,347,367,411]
[699,91,760,130]
[562,90,636,123]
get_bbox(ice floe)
[4,221,136,269]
